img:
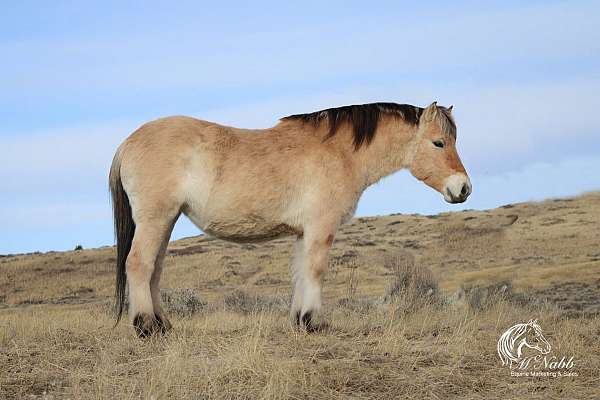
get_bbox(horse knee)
[308,249,329,282]
[309,263,328,282]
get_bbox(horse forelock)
[529,320,542,332]
[435,107,456,139]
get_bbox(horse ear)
[448,105,453,112]
[423,101,438,120]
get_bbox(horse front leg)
[291,226,335,332]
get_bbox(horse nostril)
[460,183,468,197]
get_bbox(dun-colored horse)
[109,101,471,337]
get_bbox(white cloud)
[0,202,108,227]
[1,2,597,94]
[0,119,139,194]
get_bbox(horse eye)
[433,140,445,148]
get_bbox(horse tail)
[109,144,135,325]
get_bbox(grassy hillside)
[1,193,600,399]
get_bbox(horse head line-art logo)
[497,319,551,366]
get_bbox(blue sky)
[1,1,599,254]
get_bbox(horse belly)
[203,215,302,243]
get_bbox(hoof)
[133,313,170,338]
[155,314,173,333]
[294,311,321,333]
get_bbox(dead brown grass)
[1,298,598,399]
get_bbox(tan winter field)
[1,192,600,399]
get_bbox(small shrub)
[74,244,83,251]
[224,289,288,314]
[338,297,378,314]
[160,288,206,316]
[224,289,256,313]
[382,252,440,311]
[450,280,512,310]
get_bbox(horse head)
[408,102,471,204]
[520,319,551,356]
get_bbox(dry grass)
[2,298,598,399]
[2,192,600,399]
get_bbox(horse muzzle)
[443,174,472,204]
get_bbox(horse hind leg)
[149,216,179,334]
[127,216,177,338]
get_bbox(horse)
[497,319,552,366]
[109,101,471,337]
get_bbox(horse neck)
[352,119,418,189]
[510,324,532,358]
[275,117,417,191]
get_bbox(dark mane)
[281,102,423,149]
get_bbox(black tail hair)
[109,152,135,325]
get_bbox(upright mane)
[497,323,527,365]
[281,102,424,150]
